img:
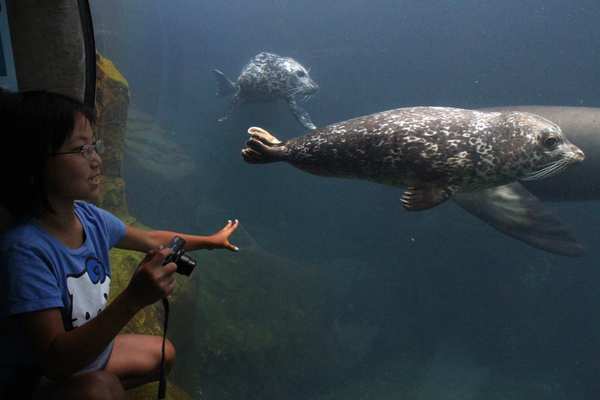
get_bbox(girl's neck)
[38,201,85,248]
[39,201,77,229]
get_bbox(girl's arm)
[116,219,240,253]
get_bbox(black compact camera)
[162,236,197,276]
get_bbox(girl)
[0,90,239,399]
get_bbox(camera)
[162,236,197,276]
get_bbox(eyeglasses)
[51,140,105,160]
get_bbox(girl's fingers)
[162,262,177,276]
[224,219,239,228]
[226,219,239,233]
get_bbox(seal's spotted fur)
[242,106,584,210]
[214,52,319,129]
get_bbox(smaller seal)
[241,106,584,211]
[213,52,319,130]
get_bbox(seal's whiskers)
[522,158,570,181]
[288,87,302,97]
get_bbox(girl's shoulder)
[74,201,118,224]
[74,201,125,244]
[74,200,99,215]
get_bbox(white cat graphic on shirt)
[66,256,111,328]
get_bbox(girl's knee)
[149,337,176,375]
[163,338,177,372]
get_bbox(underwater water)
[92,1,600,399]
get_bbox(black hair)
[0,89,96,219]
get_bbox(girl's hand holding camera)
[126,247,178,310]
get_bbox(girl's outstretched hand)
[209,219,240,251]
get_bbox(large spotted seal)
[241,106,584,211]
[452,106,600,256]
[213,52,319,130]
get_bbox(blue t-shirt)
[0,201,126,383]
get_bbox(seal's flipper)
[242,127,288,163]
[401,186,452,211]
[288,98,317,130]
[212,69,237,97]
[217,93,241,123]
[453,183,585,257]
[248,127,283,145]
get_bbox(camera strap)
[158,297,170,399]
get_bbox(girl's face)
[45,112,103,206]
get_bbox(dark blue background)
[92,1,600,398]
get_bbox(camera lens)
[176,254,197,276]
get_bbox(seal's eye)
[543,136,559,149]
[296,70,306,77]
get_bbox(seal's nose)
[571,145,585,162]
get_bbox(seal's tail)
[242,127,288,164]
[212,69,237,97]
